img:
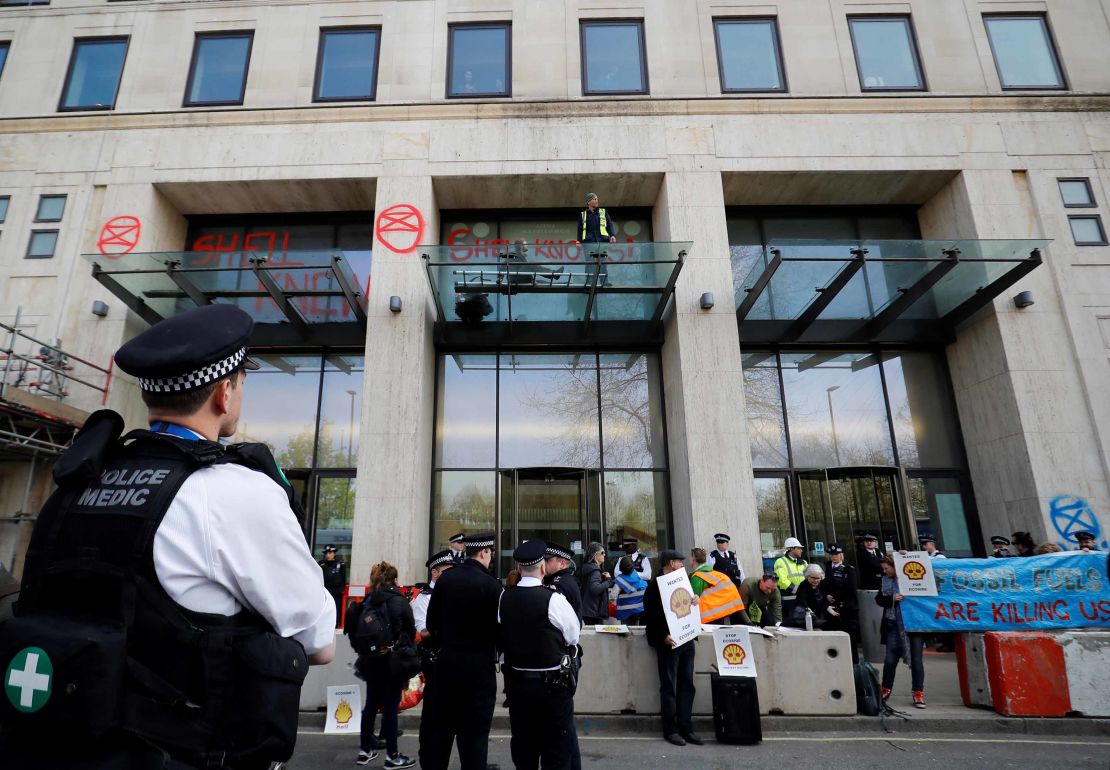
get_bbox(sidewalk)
[300,652,1110,738]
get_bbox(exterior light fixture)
[700,292,715,310]
[1013,291,1034,309]
[91,300,109,317]
[389,295,403,313]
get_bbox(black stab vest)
[499,585,567,670]
[1,413,308,769]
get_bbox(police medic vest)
[0,412,308,769]
[499,586,568,669]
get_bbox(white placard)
[325,684,362,734]
[713,626,758,677]
[657,570,700,648]
[894,551,938,596]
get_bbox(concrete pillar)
[653,172,761,574]
[921,170,1110,550]
[351,177,439,585]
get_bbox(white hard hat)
[783,537,803,549]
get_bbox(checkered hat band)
[545,547,573,559]
[466,539,495,548]
[138,348,247,393]
[429,555,454,569]
[516,556,544,567]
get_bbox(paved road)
[288,730,1110,769]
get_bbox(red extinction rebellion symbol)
[97,216,142,258]
[375,204,425,254]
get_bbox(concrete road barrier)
[1058,630,1110,717]
[955,632,991,708]
[857,590,884,663]
[984,631,1071,717]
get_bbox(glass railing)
[82,250,367,326]
[421,241,689,324]
[734,238,1049,325]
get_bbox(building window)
[983,14,1065,90]
[34,194,66,222]
[26,229,58,258]
[314,27,380,102]
[447,23,511,98]
[59,37,129,111]
[580,20,648,95]
[1069,216,1108,247]
[848,16,926,91]
[184,32,253,107]
[0,195,9,223]
[1058,178,1096,208]
[713,17,786,93]
[0,0,49,7]
[0,42,9,80]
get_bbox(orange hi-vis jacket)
[691,569,746,623]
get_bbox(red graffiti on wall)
[375,204,425,254]
[97,216,142,257]
[446,227,638,263]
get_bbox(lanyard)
[149,421,204,442]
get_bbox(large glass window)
[909,475,972,557]
[60,37,128,111]
[314,27,380,102]
[983,14,1065,90]
[447,23,510,97]
[882,352,963,467]
[848,16,926,91]
[714,18,786,93]
[432,470,497,552]
[742,353,788,467]
[436,354,497,468]
[185,32,253,106]
[1058,179,1095,208]
[754,476,792,570]
[1069,216,1107,247]
[580,20,648,95]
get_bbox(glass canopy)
[422,241,687,346]
[733,239,1049,344]
[83,250,368,346]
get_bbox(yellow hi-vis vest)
[774,556,807,594]
[580,208,611,240]
[691,569,745,623]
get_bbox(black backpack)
[854,660,883,716]
[348,597,394,655]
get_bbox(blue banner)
[900,552,1110,632]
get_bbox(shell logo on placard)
[902,561,927,581]
[669,587,694,619]
[722,643,747,665]
[334,698,353,725]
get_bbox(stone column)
[350,177,439,584]
[653,172,762,574]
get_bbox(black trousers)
[655,642,696,737]
[505,675,577,770]
[417,650,496,770]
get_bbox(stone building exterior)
[1,0,1109,585]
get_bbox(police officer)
[421,532,503,770]
[920,536,946,559]
[990,535,1014,557]
[544,542,584,624]
[320,544,347,627]
[856,533,885,589]
[821,545,860,663]
[1,304,336,768]
[498,540,581,770]
[413,549,456,639]
[710,532,746,585]
[620,537,653,580]
[1074,531,1100,551]
[449,531,467,563]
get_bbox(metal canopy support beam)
[650,249,686,324]
[582,254,602,331]
[941,249,1044,332]
[90,264,165,327]
[861,248,961,339]
[331,255,367,329]
[423,254,447,323]
[165,262,211,308]
[250,257,310,340]
[736,248,783,321]
[786,248,867,341]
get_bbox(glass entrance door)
[498,467,601,576]
[798,467,903,565]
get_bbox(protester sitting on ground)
[737,573,782,627]
[876,556,927,709]
[688,548,745,625]
[615,556,647,624]
[357,561,417,768]
[1011,531,1036,557]
[787,563,830,628]
[581,541,614,624]
[1035,542,1065,554]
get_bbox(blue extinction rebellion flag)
[900,552,1110,632]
